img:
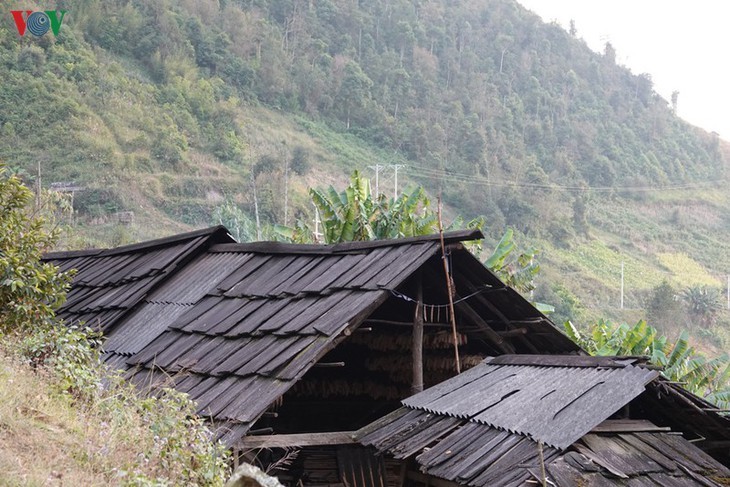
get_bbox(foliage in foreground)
[565,320,730,408]
[0,165,72,332]
[6,314,232,486]
[0,164,230,485]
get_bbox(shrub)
[18,324,104,402]
[0,162,231,485]
[0,164,72,333]
[8,322,231,486]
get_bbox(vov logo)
[11,10,67,37]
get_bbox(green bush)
[19,324,104,402]
[565,319,730,408]
[8,323,231,486]
[0,164,72,333]
[0,163,230,485]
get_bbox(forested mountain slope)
[1,0,729,334]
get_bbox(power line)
[404,166,724,193]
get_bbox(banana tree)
[275,170,439,244]
[275,170,551,311]
[565,319,730,408]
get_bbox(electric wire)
[388,285,495,308]
[403,165,724,193]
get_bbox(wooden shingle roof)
[46,226,234,334]
[401,355,659,449]
[123,238,445,444]
[47,227,581,446]
[357,356,730,486]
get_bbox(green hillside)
[1,0,729,343]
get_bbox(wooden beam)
[312,362,346,368]
[437,198,461,374]
[366,319,527,331]
[698,440,730,450]
[469,292,541,354]
[446,267,540,354]
[420,265,513,354]
[590,419,671,433]
[412,278,424,395]
[497,327,528,338]
[484,318,550,326]
[406,470,461,487]
[248,427,274,435]
[454,300,515,354]
[240,431,357,449]
[364,319,450,328]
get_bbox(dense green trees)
[682,286,722,328]
[644,280,725,331]
[0,0,723,240]
[2,0,727,347]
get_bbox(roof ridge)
[45,226,234,259]
[486,354,640,368]
[209,229,484,254]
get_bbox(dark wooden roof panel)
[46,228,232,332]
[548,432,730,486]
[103,302,193,356]
[359,406,730,487]
[403,359,658,449]
[358,408,560,487]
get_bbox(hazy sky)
[517,0,730,139]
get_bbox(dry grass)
[0,352,206,486]
[0,358,109,486]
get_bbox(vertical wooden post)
[538,441,547,487]
[412,277,424,394]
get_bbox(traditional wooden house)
[44,227,730,486]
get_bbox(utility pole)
[368,164,383,196]
[313,204,323,243]
[620,261,625,310]
[36,161,41,208]
[530,255,535,301]
[283,158,290,226]
[390,164,405,199]
[249,147,261,241]
[251,171,261,241]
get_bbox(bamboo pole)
[437,196,461,374]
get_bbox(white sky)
[517,0,730,139]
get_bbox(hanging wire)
[388,285,494,308]
[404,166,724,193]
